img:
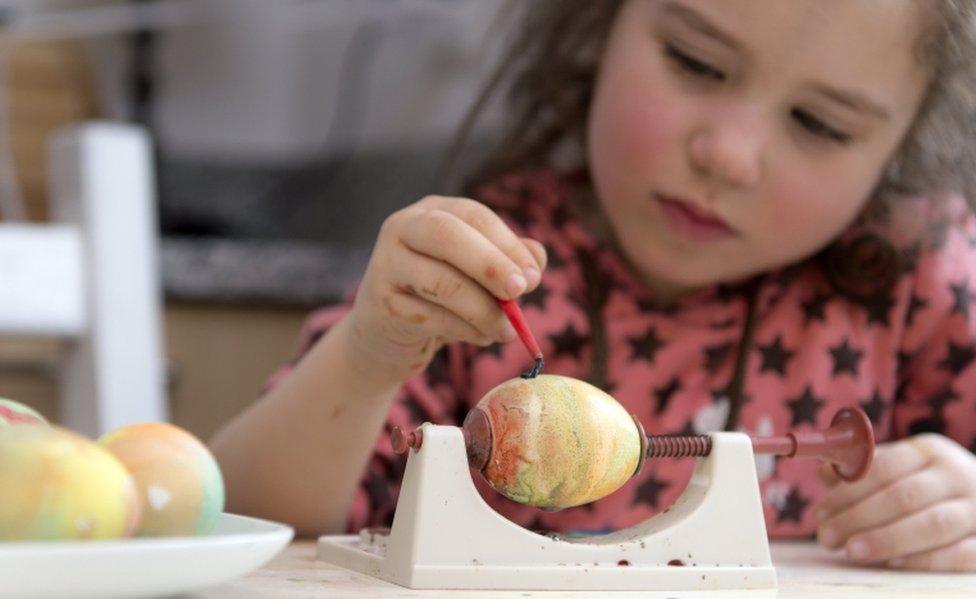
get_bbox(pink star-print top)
[265,169,976,539]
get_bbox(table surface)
[192,540,976,598]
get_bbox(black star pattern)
[864,293,895,326]
[801,291,831,324]
[939,341,976,375]
[544,244,568,270]
[549,323,588,360]
[898,245,920,274]
[757,335,796,376]
[704,342,736,374]
[829,338,864,377]
[505,202,535,231]
[478,341,505,359]
[521,283,551,311]
[426,349,454,388]
[860,390,887,425]
[637,298,679,315]
[364,470,393,514]
[551,204,571,228]
[716,282,750,302]
[628,327,666,364]
[599,379,618,397]
[908,417,946,436]
[711,388,730,403]
[635,473,670,509]
[897,351,914,375]
[776,486,810,524]
[710,317,739,330]
[929,386,959,412]
[950,280,973,318]
[786,386,825,426]
[402,398,427,425]
[654,377,681,415]
[906,294,928,327]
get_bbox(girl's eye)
[664,44,725,81]
[791,109,852,144]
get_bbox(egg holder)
[316,407,874,591]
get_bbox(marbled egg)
[98,422,224,537]
[0,425,140,540]
[0,397,48,426]
[474,374,642,509]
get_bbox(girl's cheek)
[590,79,680,184]
[763,171,866,250]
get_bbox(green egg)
[0,398,48,426]
[99,422,224,537]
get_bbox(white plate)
[0,512,294,599]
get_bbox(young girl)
[211,0,976,572]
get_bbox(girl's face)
[587,0,930,300]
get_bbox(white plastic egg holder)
[316,423,776,591]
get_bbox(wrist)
[334,313,433,390]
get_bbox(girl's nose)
[688,121,763,189]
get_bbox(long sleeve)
[893,203,976,453]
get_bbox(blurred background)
[0,0,514,439]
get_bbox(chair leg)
[49,122,168,436]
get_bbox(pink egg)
[99,422,224,537]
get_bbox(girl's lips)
[656,194,736,242]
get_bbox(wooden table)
[193,540,976,598]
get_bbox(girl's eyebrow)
[662,1,892,123]
[809,83,892,121]
[660,1,742,51]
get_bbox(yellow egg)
[471,375,642,509]
[99,422,224,537]
[0,425,140,540]
[0,397,48,426]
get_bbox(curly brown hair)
[452,0,976,206]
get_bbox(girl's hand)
[346,195,546,379]
[814,433,976,572]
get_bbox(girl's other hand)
[814,434,976,572]
[347,195,546,379]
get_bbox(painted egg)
[472,374,642,509]
[0,397,48,426]
[0,425,140,540]
[98,422,224,537]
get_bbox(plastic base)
[317,424,776,591]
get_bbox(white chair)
[0,121,167,436]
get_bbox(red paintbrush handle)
[497,298,542,359]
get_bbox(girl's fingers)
[818,466,955,549]
[387,246,515,342]
[381,290,495,347]
[400,207,529,300]
[887,535,976,572]
[841,498,976,564]
[817,462,840,488]
[521,237,548,276]
[814,440,930,519]
[418,196,544,288]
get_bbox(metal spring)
[646,435,713,458]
